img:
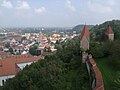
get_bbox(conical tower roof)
[80,25,90,40]
[105,26,114,34]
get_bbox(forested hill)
[0,37,90,90]
[90,20,120,40]
[72,25,94,33]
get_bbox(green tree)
[29,45,40,56]
[113,72,120,90]
[21,37,27,42]
[9,48,13,54]
[4,43,10,48]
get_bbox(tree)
[90,42,104,58]
[9,48,13,54]
[113,72,120,90]
[91,20,120,41]
[29,45,40,56]
[4,43,10,48]
[21,37,27,42]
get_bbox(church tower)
[80,25,90,51]
[105,26,114,41]
[80,25,90,63]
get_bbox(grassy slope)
[95,58,119,90]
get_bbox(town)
[0,27,79,86]
[0,0,120,90]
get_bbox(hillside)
[72,24,94,33]
[90,20,120,40]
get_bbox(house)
[80,25,90,51]
[105,26,114,41]
[11,45,24,55]
[0,54,44,86]
[52,34,60,38]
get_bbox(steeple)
[105,26,114,35]
[80,25,90,51]
[80,25,90,41]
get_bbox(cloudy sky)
[0,0,120,27]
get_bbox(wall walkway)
[85,54,104,90]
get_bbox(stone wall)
[86,55,104,90]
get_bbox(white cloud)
[15,11,32,18]
[87,0,120,14]
[1,0,13,8]
[66,0,76,12]
[16,1,31,10]
[35,7,46,14]
[106,0,116,6]
[87,0,113,13]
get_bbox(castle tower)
[80,25,90,51]
[105,26,114,41]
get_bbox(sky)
[0,0,120,27]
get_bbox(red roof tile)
[89,57,104,90]
[105,26,114,35]
[42,36,47,40]
[80,25,90,40]
[40,43,50,47]
[0,54,44,76]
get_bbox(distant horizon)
[0,24,95,28]
[0,19,119,28]
[0,0,120,27]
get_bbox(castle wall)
[85,55,104,90]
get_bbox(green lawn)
[95,58,119,90]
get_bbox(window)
[2,80,4,85]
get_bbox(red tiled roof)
[80,25,90,40]
[40,43,49,47]
[0,52,11,59]
[105,26,114,35]
[42,36,47,40]
[12,45,26,49]
[7,35,21,41]
[89,57,104,90]
[0,54,44,76]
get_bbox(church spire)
[80,25,90,41]
[80,25,90,51]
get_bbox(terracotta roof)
[7,35,21,41]
[40,43,49,47]
[105,26,114,35]
[80,25,90,40]
[0,54,44,76]
[42,36,47,40]
[12,45,25,49]
[0,52,11,59]
[89,57,104,90]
